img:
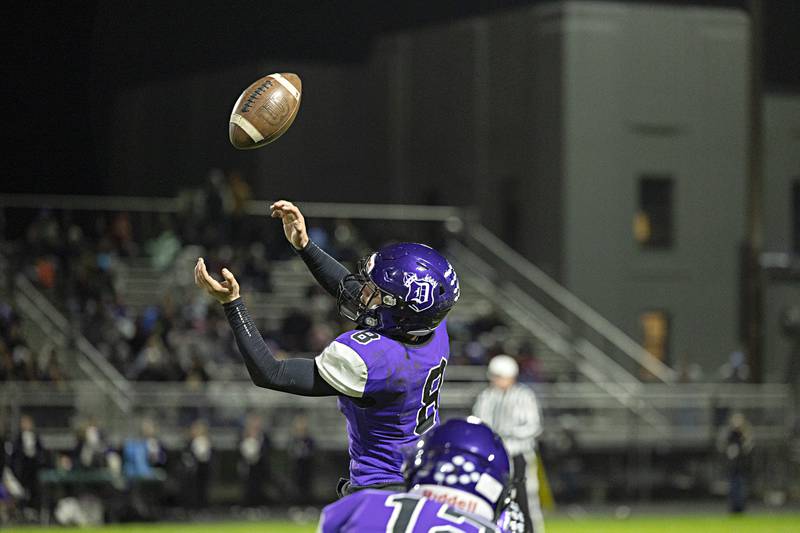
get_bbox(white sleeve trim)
[315,341,368,397]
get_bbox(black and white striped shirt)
[472,384,542,457]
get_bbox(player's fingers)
[221,267,236,284]
[283,202,301,218]
[271,200,292,212]
[274,200,300,216]
[271,205,292,220]
[194,259,205,288]
[269,201,288,216]
[222,268,240,292]
[199,260,224,292]
[197,261,213,292]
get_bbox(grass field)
[5,514,800,533]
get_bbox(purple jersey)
[315,321,450,486]
[319,490,503,533]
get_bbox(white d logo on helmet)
[403,272,438,312]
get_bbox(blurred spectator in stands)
[0,303,17,341]
[25,210,60,256]
[517,341,543,383]
[11,415,47,513]
[719,346,750,383]
[229,171,251,215]
[228,171,252,244]
[130,334,175,382]
[469,301,504,337]
[145,216,182,271]
[550,415,581,504]
[781,306,800,410]
[122,418,166,521]
[288,413,315,505]
[110,212,137,257]
[718,412,753,514]
[676,361,704,383]
[280,308,312,352]
[123,418,167,479]
[474,355,544,533]
[0,308,36,381]
[0,341,13,381]
[74,419,109,470]
[182,420,212,509]
[240,242,272,293]
[34,255,57,290]
[238,414,270,507]
[308,321,336,353]
[201,169,230,247]
[307,226,331,252]
[306,285,335,321]
[332,219,364,262]
[183,354,210,389]
[1,418,22,524]
[38,345,67,387]
[11,343,35,382]
[464,337,488,366]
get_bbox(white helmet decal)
[403,272,438,312]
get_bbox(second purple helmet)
[337,242,460,337]
[403,417,512,520]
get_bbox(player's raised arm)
[194,258,338,397]
[270,200,357,299]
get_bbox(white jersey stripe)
[315,341,368,398]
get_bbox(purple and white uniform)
[315,322,450,487]
[319,489,503,533]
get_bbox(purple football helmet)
[403,418,512,519]
[337,242,460,337]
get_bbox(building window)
[640,310,670,365]
[793,179,800,253]
[634,175,674,248]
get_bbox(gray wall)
[763,95,800,381]
[556,2,749,373]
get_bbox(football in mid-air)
[229,72,302,150]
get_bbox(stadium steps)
[11,275,134,423]
[448,239,673,433]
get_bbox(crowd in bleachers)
[0,410,317,525]
[2,170,549,385]
[0,301,67,385]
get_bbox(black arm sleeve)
[296,240,356,298]
[223,298,339,397]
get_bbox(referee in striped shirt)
[473,355,544,533]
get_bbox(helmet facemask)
[336,257,397,330]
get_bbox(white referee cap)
[487,354,518,379]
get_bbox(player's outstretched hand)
[194,258,240,304]
[270,200,309,250]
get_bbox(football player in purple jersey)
[319,417,516,533]
[194,200,460,495]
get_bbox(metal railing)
[1,380,790,451]
[448,240,672,431]
[0,194,463,222]
[462,225,678,383]
[13,274,132,413]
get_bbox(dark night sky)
[4,0,799,195]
